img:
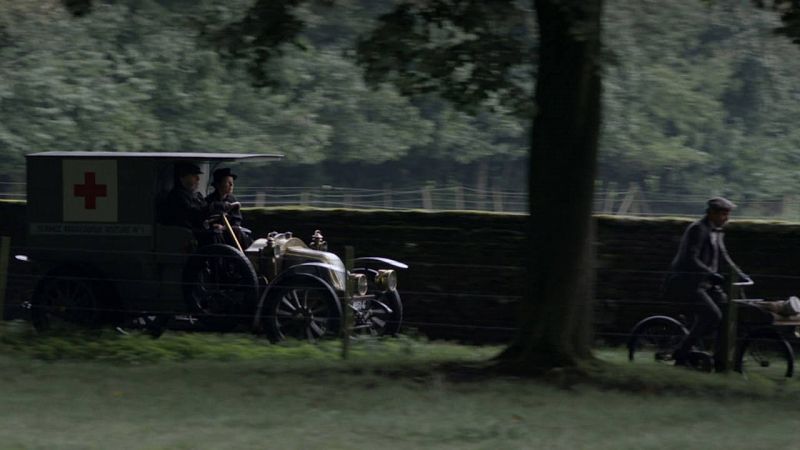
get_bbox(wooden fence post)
[716,268,738,373]
[254,192,266,207]
[614,183,652,216]
[0,236,10,321]
[383,183,393,209]
[616,183,637,215]
[602,181,616,214]
[341,245,354,360]
[421,185,433,210]
[492,189,504,213]
[454,185,465,210]
[782,194,798,222]
[476,161,488,211]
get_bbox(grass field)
[2,322,800,450]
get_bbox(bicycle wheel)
[735,328,794,380]
[627,316,689,364]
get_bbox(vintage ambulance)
[23,151,405,340]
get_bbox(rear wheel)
[735,328,794,380]
[351,290,403,337]
[183,244,258,331]
[627,316,689,365]
[31,267,108,332]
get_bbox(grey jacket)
[665,217,742,297]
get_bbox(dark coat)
[665,217,741,299]
[205,191,243,227]
[205,190,252,249]
[163,185,209,232]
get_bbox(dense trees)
[3,0,800,204]
[0,0,528,190]
[602,1,800,211]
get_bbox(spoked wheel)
[735,328,794,380]
[351,290,403,337]
[262,276,341,343]
[31,267,102,332]
[183,244,258,331]
[627,316,689,365]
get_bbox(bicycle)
[627,278,796,380]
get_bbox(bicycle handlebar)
[733,278,754,287]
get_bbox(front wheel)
[261,276,342,343]
[735,328,794,379]
[627,316,689,364]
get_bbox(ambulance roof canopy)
[27,151,284,161]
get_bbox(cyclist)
[664,197,749,365]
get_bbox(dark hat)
[707,197,736,211]
[212,167,238,184]
[175,162,203,178]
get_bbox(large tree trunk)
[499,0,603,370]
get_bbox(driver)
[664,197,748,366]
[163,162,221,245]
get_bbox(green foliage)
[601,0,800,208]
[6,0,800,201]
[764,0,800,44]
[0,0,529,191]
[356,0,535,118]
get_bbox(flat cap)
[175,162,203,178]
[707,197,736,211]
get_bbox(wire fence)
[4,243,800,346]
[0,182,24,201]
[233,185,529,213]
[5,180,800,218]
[3,272,799,361]
[3,181,800,377]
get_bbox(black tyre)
[261,275,341,343]
[351,290,403,337]
[182,244,258,330]
[31,267,106,332]
[735,328,794,379]
[627,316,689,364]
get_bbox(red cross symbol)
[73,172,107,209]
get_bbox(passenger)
[206,167,252,249]
[664,197,749,366]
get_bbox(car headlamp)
[374,269,397,291]
[349,273,369,296]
